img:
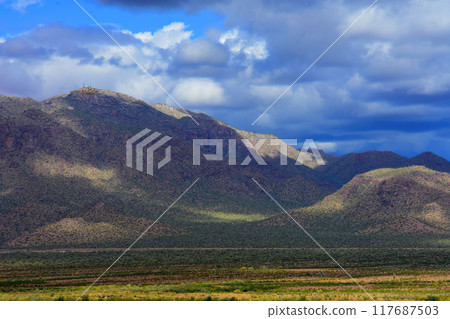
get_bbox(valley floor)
[0,248,448,301]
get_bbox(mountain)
[317,151,410,185]
[316,150,450,185]
[265,166,450,235]
[1,88,449,248]
[39,88,333,208]
[410,152,450,173]
[0,88,332,247]
[0,95,43,116]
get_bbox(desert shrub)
[425,295,439,301]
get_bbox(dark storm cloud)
[369,90,450,107]
[94,0,228,11]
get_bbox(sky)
[1,0,450,159]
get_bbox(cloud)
[219,28,268,61]
[3,0,450,158]
[1,0,41,11]
[94,0,227,11]
[316,142,337,153]
[171,78,226,106]
[132,22,192,49]
[0,59,42,96]
[0,23,178,100]
[14,0,40,9]
[0,23,141,62]
[0,23,227,106]
[175,39,228,65]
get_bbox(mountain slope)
[267,166,450,235]
[39,88,333,208]
[316,150,450,186]
[410,152,450,173]
[5,203,180,247]
[0,95,44,116]
[0,88,332,247]
[1,88,449,248]
[317,151,410,185]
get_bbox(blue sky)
[0,1,224,38]
[1,0,450,159]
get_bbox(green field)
[0,248,448,301]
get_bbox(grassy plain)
[0,248,448,301]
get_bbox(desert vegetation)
[0,248,448,301]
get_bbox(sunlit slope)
[266,166,450,235]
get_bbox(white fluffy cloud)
[171,78,226,106]
[219,28,268,61]
[132,22,192,49]
[0,22,259,108]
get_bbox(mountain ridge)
[263,166,450,235]
[1,88,449,247]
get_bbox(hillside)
[266,166,450,235]
[4,202,180,247]
[317,150,450,185]
[316,151,410,185]
[0,88,331,248]
[1,89,449,248]
[410,152,450,173]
